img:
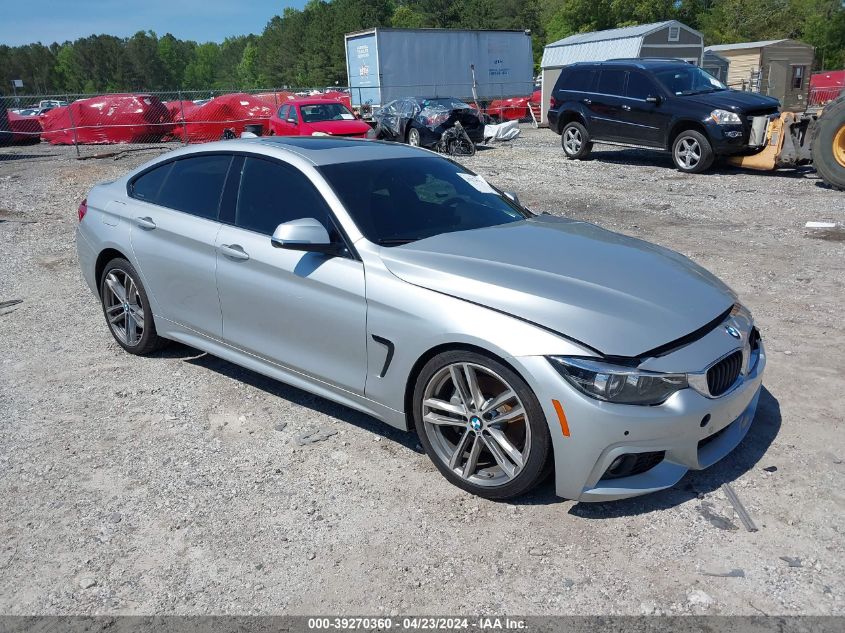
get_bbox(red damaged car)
[269,99,375,138]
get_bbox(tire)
[561,121,593,159]
[99,258,165,355]
[810,97,845,191]
[412,350,552,500]
[407,126,421,147]
[671,129,714,173]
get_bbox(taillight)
[549,96,558,109]
[77,198,87,222]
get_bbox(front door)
[214,155,367,393]
[128,154,233,338]
[618,71,669,147]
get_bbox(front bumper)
[513,341,766,502]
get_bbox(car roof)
[288,98,350,106]
[167,136,430,166]
[568,58,692,71]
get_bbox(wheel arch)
[402,342,524,430]
[667,120,710,150]
[94,247,130,296]
[557,108,588,134]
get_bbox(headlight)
[548,356,687,405]
[366,126,377,139]
[710,109,742,125]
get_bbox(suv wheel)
[672,130,714,173]
[561,121,592,159]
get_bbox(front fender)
[360,247,594,425]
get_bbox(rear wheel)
[413,350,552,500]
[100,258,165,355]
[811,97,845,191]
[672,130,714,173]
[561,121,592,159]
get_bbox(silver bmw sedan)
[76,137,766,501]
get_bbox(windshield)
[654,66,727,95]
[319,157,529,245]
[299,102,356,123]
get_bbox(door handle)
[219,244,250,261]
[622,104,632,111]
[582,98,592,105]
[135,216,156,229]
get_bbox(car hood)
[682,89,780,112]
[379,216,736,357]
[304,119,371,135]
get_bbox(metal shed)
[705,39,815,111]
[703,50,730,83]
[540,20,703,124]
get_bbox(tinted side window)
[235,157,332,236]
[131,162,172,203]
[597,69,626,96]
[156,155,232,220]
[627,72,659,100]
[560,68,596,92]
[287,107,298,123]
[278,105,288,119]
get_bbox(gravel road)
[0,128,843,616]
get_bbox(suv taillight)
[77,198,87,222]
[549,96,558,109]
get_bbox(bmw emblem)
[470,416,483,431]
[725,325,741,340]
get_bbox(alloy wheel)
[408,128,421,146]
[564,127,582,154]
[421,362,531,487]
[675,136,701,170]
[103,269,145,346]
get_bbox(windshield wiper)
[376,238,418,245]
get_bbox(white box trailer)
[345,28,534,109]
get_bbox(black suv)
[547,59,780,173]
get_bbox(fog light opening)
[601,451,666,480]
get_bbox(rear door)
[619,71,668,147]
[128,153,233,338]
[214,155,367,393]
[590,68,628,141]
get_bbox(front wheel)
[407,126,421,147]
[672,130,714,173]
[561,121,592,159]
[810,97,845,191]
[412,351,552,500]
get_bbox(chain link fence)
[0,83,540,161]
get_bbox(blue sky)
[0,0,307,46]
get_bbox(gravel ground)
[0,128,843,616]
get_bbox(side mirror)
[287,118,298,124]
[646,95,662,105]
[503,191,521,206]
[271,218,342,255]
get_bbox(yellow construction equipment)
[728,95,845,190]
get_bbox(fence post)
[178,90,188,145]
[65,93,80,158]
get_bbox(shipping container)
[345,28,534,108]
